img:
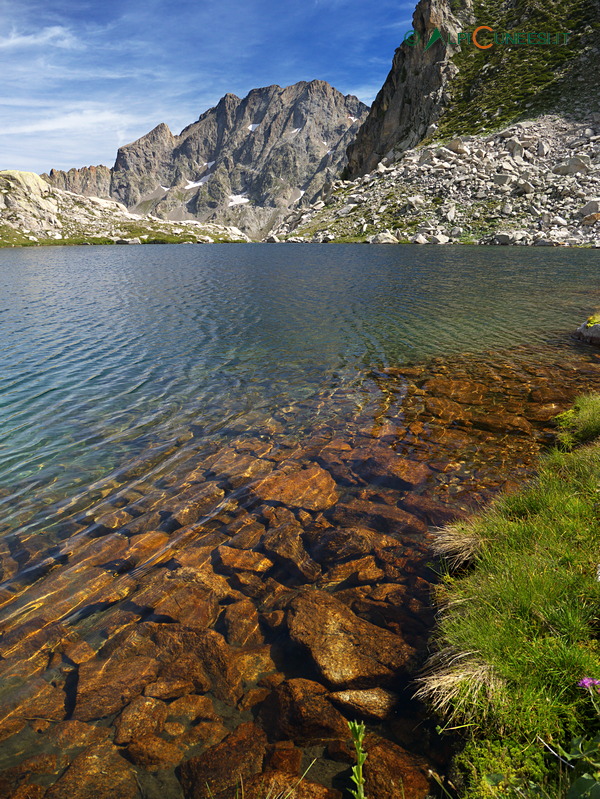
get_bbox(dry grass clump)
[431,521,485,569]
[415,649,507,729]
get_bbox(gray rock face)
[44,81,368,238]
[345,0,473,177]
[42,165,112,198]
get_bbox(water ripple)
[0,243,598,538]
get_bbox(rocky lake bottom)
[1,244,600,797]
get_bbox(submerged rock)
[259,677,349,742]
[219,771,342,799]
[286,589,416,688]
[328,499,427,537]
[45,742,138,799]
[363,736,432,799]
[253,464,339,510]
[73,655,159,721]
[180,722,267,799]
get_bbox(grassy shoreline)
[418,394,600,797]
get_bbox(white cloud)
[0,107,143,137]
[0,25,81,50]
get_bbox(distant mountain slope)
[43,80,368,238]
[345,0,600,178]
[0,170,249,247]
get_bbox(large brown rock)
[424,377,489,404]
[127,734,184,770]
[51,720,112,750]
[322,555,385,586]
[0,677,67,733]
[215,546,273,575]
[223,599,264,647]
[207,448,274,485]
[114,695,167,744]
[168,693,219,722]
[329,687,398,720]
[168,482,225,528]
[328,500,427,537]
[152,626,243,702]
[470,412,533,436]
[219,770,342,799]
[348,447,432,489]
[306,526,398,565]
[180,721,267,799]
[152,583,219,628]
[400,493,469,526]
[73,655,159,720]
[260,523,321,582]
[423,396,470,423]
[45,742,138,799]
[363,736,432,799]
[287,589,416,688]
[260,678,349,742]
[253,464,338,510]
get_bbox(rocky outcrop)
[42,164,112,197]
[0,170,250,245]
[346,0,473,177]
[346,0,600,178]
[43,81,368,238]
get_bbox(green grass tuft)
[555,394,600,450]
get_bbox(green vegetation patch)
[437,0,599,137]
[420,395,600,796]
[556,393,600,450]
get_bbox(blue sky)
[0,0,415,174]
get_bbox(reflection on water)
[0,243,598,541]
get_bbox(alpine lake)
[0,242,599,798]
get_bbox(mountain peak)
[44,80,369,238]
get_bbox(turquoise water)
[0,243,598,539]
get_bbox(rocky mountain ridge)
[273,113,600,247]
[43,81,368,239]
[0,170,250,247]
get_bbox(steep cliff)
[43,81,368,238]
[43,164,112,198]
[346,0,600,177]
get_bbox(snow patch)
[348,116,358,122]
[247,124,259,132]
[293,189,306,203]
[184,175,211,189]
[204,161,216,168]
[322,141,328,147]
[228,194,250,207]
[291,127,302,134]
[160,185,169,191]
